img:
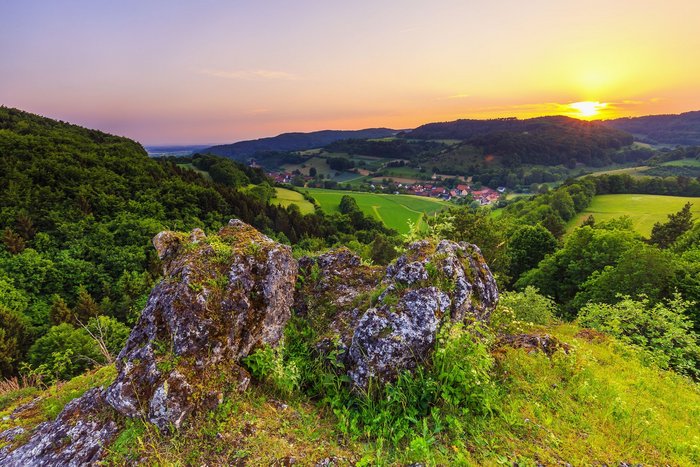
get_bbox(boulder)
[0,389,118,467]
[297,239,499,389]
[105,219,297,430]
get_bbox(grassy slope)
[1,324,698,465]
[270,188,316,214]
[176,162,213,180]
[569,194,700,236]
[303,188,450,233]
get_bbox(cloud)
[199,69,300,81]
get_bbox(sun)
[569,101,608,119]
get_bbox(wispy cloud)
[199,68,300,81]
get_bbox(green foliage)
[507,224,558,281]
[243,345,300,397]
[0,305,30,377]
[264,319,499,460]
[26,316,129,382]
[498,286,557,327]
[338,195,360,214]
[516,225,642,317]
[579,295,700,378]
[650,202,695,248]
[430,208,512,281]
[369,234,399,265]
[572,244,679,309]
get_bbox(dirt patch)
[575,328,607,343]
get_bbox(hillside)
[0,107,396,381]
[604,110,700,145]
[407,115,634,166]
[203,128,398,160]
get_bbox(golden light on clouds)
[569,101,608,119]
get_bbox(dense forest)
[407,116,633,166]
[605,110,700,145]
[0,107,395,379]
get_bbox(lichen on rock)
[0,389,119,467]
[297,238,499,389]
[105,219,298,431]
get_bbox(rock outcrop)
[0,222,500,464]
[105,219,297,430]
[297,239,499,389]
[0,389,119,466]
[0,220,298,465]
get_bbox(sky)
[2,0,700,145]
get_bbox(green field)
[303,188,450,233]
[661,158,700,167]
[569,194,700,236]
[270,188,316,214]
[176,163,212,180]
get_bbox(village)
[267,170,506,205]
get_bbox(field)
[176,163,212,180]
[303,188,450,233]
[270,188,316,214]
[569,194,700,236]
[580,165,651,178]
[662,158,700,167]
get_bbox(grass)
[662,158,700,167]
[579,165,651,178]
[4,324,699,465]
[176,162,213,180]
[303,188,450,233]
[568,194,700,236]
[270,188,316,214]
[476,323,700,465]
[0,365,116,451]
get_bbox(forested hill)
[603,110,700,145]
[406,115,633,166]
[203,127,397,160]
[0,107,394,379]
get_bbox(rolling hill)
[406,115,633,166]
[202,128,398,160]
[604,110,700,145]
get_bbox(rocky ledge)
[0,220,499,465]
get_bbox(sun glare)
[569,101,608,119]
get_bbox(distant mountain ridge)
[406,115,633,166]
[603,111,700,145]
[407,115,623,140]
[203,128,398,160]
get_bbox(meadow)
[270,188,316,214]
[569,194,700,236]
[302,188,450,233]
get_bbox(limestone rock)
[105,219,297,430]
[0,389,118,467]
[299,239,499,389]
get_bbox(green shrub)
[578,294,700,378]
[243,345,300,396]
[491,286,557,334]
[26,316,130,382]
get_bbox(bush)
[492,286,557,334]
[578,295,700,378]
[26,316,130,382]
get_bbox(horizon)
[2,1,700,145]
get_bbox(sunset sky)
[2,0,700,145]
